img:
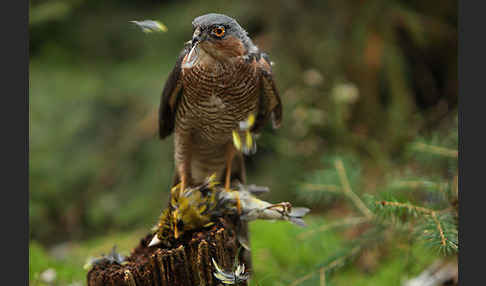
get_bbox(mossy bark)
[87,218,248,286]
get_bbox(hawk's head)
[182,13,258,68]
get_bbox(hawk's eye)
[212,27,225,38]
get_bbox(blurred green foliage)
[29,0,457,245]
[29,0,457,284]
[30,218,438,286]
[295,117,457,284]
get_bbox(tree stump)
[87,217,247,286]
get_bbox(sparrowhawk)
[158,13,282,207]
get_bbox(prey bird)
[158,13,282,196]
[148,176,309,248]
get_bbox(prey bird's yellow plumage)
[149,175,309,248]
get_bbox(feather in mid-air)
[130,20,168,33]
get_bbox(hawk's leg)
[225,143,242,213]
[178,165,188,194]
[174,132,192,193]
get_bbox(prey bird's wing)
[252,53,283,133]
[158,46,189,139]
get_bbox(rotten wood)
[87,218,247,286]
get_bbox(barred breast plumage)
[176,58,260,184]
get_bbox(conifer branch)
[412,142,458,158]
[431,212,447,247]
[290,246,361,286]
[322,246,361,271]
[377,200,435,215]
[391,180,446,191]
[319,268,326,286]
[376,201,447,247]
[335,159,374,219]
[289,272,314,286]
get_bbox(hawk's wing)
[252,53,283,133]
[158,46,189,139]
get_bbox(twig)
[323,246,360,271]
[335,159,374,219]
[377,201,447,246]
[289,272,314,286]
[290,246,361,286]
[393,180,439,189]
[453,174,458,197]
[431,212,447,247]
[378,201,435,215]
[437,207,453,214]
[412,142,458,158]
[319,268,326,286]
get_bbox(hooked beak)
[191,26,202,46]
[182,27,204,69]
